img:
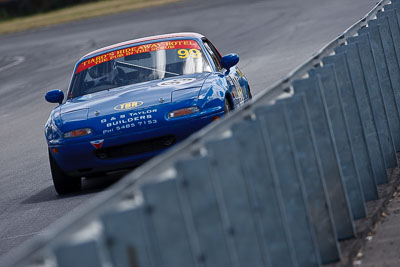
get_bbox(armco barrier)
[4,0,400,266]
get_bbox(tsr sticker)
[114,101,144,111]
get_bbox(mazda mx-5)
[44,32,251,194]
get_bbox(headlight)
[45,121,62,141]
[63,128,93,138]
[168,106,200,118]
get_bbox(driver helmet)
[88,60,115,79]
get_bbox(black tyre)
[224,98,232,113]
[248,87,252,99]
[48,150,81,194]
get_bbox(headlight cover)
[168,106,200,119]
[63,128,93,138]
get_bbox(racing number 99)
[178,49,200,59]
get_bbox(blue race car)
[44,32,251,194]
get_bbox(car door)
[202,39,242,107]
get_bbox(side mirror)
[221,53,239,73]
[45,89,64,104]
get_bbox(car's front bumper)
[48,110,223,176]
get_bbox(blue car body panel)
[44,33,250,176]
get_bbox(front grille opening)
[95,135,176,159]
[78,168,93,173]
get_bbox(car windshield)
[68,39,212,99]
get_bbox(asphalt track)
[0,0,378,261]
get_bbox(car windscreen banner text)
[76,40,201,74]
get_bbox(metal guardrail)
[4,0,400,266]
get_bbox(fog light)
[211,116,220,121]
[163,137,175,146]
[52,148,59,153]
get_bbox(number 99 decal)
[178,49,201,59]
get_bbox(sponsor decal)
[114,101,144,111]
[232,76,245,103]
[90,139,104,149]
[237,68,244,78]
[100,109,159,135]
[157,78,196,87]
[177,49,201,59]
[76,40,201,74]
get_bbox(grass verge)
[0,0,181,35]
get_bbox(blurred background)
[0,0,99,20]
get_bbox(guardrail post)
[389,0,400,5]
[348,32,397,168]
[278,94,341,264]
[383,3,395,9]
[322,53,379,201]
[141,178,196,267]
[383,3,400,12]
[292,77,355,239]
[174,157,241,267]
[367,18,400,150]
[335,43,388,184]
[309,65,367,219]
[101,204,155,267]
[255,103,322,267]
[391,5,400,20]
[54,240,104,267]
[374,12,400,143]
[204,138,270,267]
[229,120,298,267]
[377,9,400,72]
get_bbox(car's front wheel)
[248,85,252,99]
[48,150,81,195]
[224,98,232,113]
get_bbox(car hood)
[60,73,209,119]
[59,73,210,135]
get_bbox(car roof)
[81,32,205,60]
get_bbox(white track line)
[0,56,25,73]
